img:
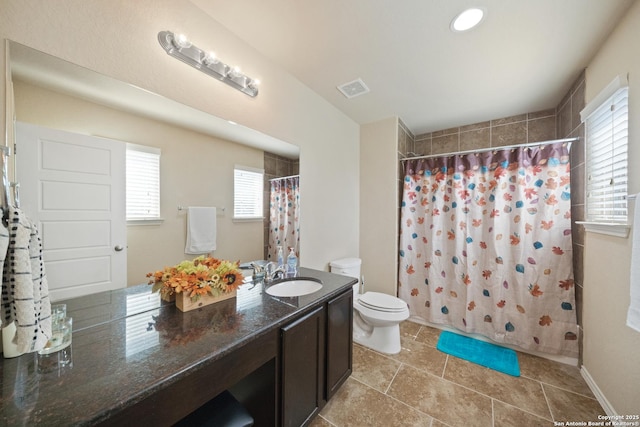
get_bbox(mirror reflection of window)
[126,144,161,224]
[125,292,160,358]
[233,165,264,220]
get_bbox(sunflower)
[148,256,244,302]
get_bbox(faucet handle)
[250,261,265,273]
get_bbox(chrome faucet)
[250,261,266,282]
[264,262,287,282]
[250,261,287,283]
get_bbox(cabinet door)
[326,289,353,399]
[281,306,324,427]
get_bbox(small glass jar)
[39,316,72,355]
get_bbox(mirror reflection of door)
[16,121,126,301]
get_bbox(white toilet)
[330,258,410,355]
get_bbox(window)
[582,79,629,224]
[126,144,161,222]
[234,165,263,220]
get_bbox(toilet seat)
[357,292,408,313]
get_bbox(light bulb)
[173,33,192,48]
[203,51,217,64]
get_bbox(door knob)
[114,245,124,252]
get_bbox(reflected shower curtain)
[398,142,578,357]
[268,176,300,261]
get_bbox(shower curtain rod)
[400,137,579,162]
[269,174,299,182]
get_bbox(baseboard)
[580,366,618,416]
[408,316,579,366]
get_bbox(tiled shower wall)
[397,70,586,360]
[263,152,299,260]
[556,71,586,364]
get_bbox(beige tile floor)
[311,321,604,427]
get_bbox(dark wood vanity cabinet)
[280,288,353,427]
[281,306,325,427]
[325,289,353,399]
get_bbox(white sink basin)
[265,278,323,297]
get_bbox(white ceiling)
[192,0,634,135]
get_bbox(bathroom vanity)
[0,267,356,426]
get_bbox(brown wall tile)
[492,113,526,126]
[432,127,459,137]
[398,126,408,156]
[569,125,585,167]
[460,127,490,151]
[432,133,458,154]
[414,138,431,156]
[528,116,556,143]
[460,121,490,132]
[491,122,527,147]
[571,80,586,133]
[570,163,585,208]
[557,100,572,138]
[528,109,556,120]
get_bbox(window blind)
[234,166,263,220]
[585,87,628,223]
[126,144,161,220]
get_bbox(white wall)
[581,0,640,415]
[14,80,265,285]
[360,117,399,295]
[0,0,359,271]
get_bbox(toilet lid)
[358,292,408,313]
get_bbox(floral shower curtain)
[268,176,300,261]
[398,142,578,357]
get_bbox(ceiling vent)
[337,78,370,99]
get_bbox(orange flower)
[539,315,552,326]
[541,220,554,230]
[559,279,574,290]
[530,284,544,297]
[148,256,244,302]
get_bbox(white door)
[16,121,126,301]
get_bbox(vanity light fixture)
[158,31,259,97]
[451,8,485,32]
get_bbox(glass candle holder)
[39,316,72,355]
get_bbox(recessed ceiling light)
[451,8,485,32]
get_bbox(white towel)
[1,207,52,353]
[185,207,217,254]
[627,194,640,332]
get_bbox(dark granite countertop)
[0,267,356,426]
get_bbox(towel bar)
[178,205,225,212]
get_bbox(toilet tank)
[329,258,362,280]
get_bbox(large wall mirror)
[7,40,299,301]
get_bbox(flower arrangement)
[147,256,244,302]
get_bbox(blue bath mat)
[436,331,520,376]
